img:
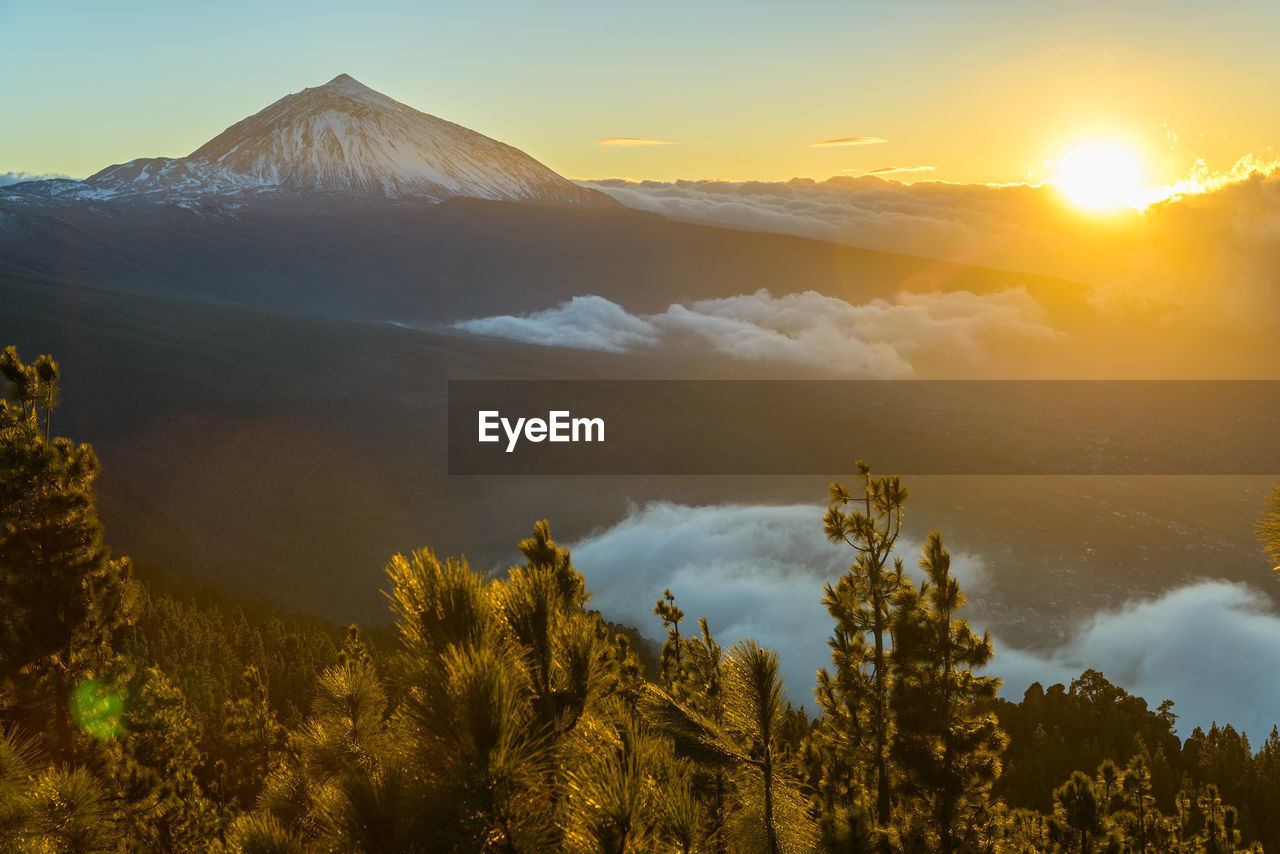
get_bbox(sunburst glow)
[1054,143,1147,212]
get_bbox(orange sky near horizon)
[2,0,1279,192]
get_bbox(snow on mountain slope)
[7,75,608,208]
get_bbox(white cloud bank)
[569,501,988,711]
[994,580,1280,741]
[453,288,1060,377]
[455,295,661,354]
[570,502,1280,740]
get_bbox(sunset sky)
[3,0,1279,187]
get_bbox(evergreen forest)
[4,347,1280,853]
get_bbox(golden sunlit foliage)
[2,349,1279,852]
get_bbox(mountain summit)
[9,74,608,207]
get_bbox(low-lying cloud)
[452,288,1061,376]
[579,176,1129,287]
[569,501,987,705]
[0,171,71,186]
[453,295,661,353]
[570,502,1280,739]
[994,580,1280,741]
[580,161,1280,327]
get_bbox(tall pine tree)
[817,460,909,828]
[0,347,141,761]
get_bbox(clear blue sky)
[3,0,1277,184]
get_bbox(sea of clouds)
[569,502,1280,741]
[581,162,1280,327]
[454,163,1280,373]
[453,287,1060,377]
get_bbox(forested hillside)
[3,346,1279,853]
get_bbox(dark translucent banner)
[447,380,1280,475]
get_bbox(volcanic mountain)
[4,74,609,207]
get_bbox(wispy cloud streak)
[595,137,675,146]
[809,136,888,148]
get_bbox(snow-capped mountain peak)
[318,73,382,99]
[7,75,607,208]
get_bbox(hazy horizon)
[6,0,1280,190]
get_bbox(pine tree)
[386,546,552,851]
[645,639,818,853]
[731,640,785,854]
[1203,784,1223,851]
[256,651,398,850]
[517,518,586,610]
[561,698,695,854]
[1247,727,1280,853]
[381,523,620,852]
[680,616,731,853]
[0,727,39,848]
[1053,770,1101,853]
[0,347,142,762]
[890,531,1006,853]
[26,765,117,852]
[1095,759,1120,820]
[96,666,224,850]
[218,812,305,854]
[304,667,412,854]
[221,665,287,808]
[818,460,909,828]
[1123,751,1155,854]
[654,589,686,688]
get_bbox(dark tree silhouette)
[0,347,141,762]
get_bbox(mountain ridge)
[4,74,610,209]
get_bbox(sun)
[1053,143,1147,212]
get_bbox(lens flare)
[71,680,125,739]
